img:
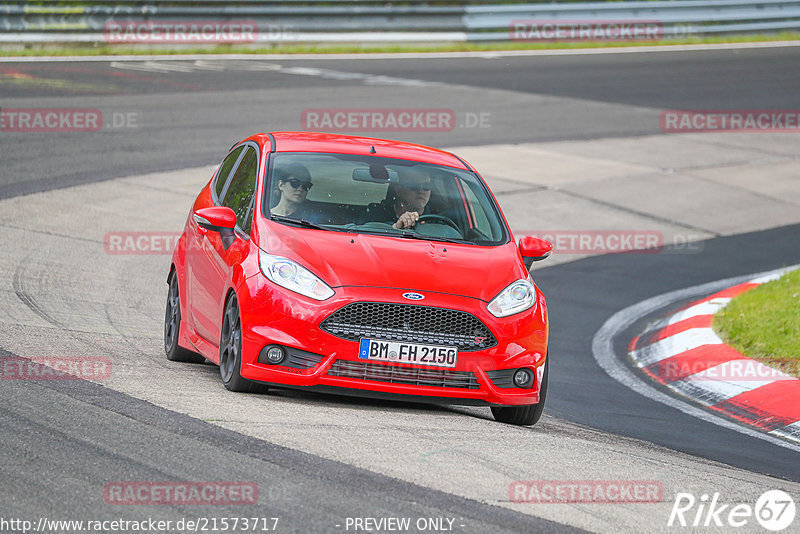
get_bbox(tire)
[165,271,205,363]
[219,293,268,394]
[491,355,548,426]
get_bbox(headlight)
[259,250,334,301]
[487,278,536,318]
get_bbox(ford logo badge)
[402,292,425,301]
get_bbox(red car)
[165,132,553,425]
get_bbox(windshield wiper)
[270,215,330,230]
[397,231,470,244]
[339,224,471,244]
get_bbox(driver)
[361,167,432,229]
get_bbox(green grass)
[714,268,800,378]
[2,32,800,57]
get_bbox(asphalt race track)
[1,45,799,533]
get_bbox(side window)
[214,146,245,202]
[221,146,258,233]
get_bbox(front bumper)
[236,279,548,407]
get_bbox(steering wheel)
[417,214,459,232]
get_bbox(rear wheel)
[219,293,268,394]
[164,271,205,363]
[491,355,548,426]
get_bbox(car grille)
[327,360,480,389]
[319,302,497,351]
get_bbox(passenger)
[362,167,432,229]
[271,163,313,217]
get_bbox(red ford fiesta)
[165,132,552,425]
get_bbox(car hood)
[257,224,524,302]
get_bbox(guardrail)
[1,1,799,44]
[467,0,800,40]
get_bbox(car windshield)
[263,152,508,245]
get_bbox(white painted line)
[666,298,730,325]
[190,60,230,71]
[111,60,197,73]
[632,328,722,366]
[772,421,800,441]
[277,65,441,87]
[592,266,800,452]
[689,359,796,383]
[1,40,800,63]
[749,270,792,284]
[677,374,779,403]
[107,59,444,87]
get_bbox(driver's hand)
[393,211,419,229]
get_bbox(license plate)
[358,339,458,368]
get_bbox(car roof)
[264,131,471,171]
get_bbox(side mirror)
[193,206,237,249]
[519,236,553,269]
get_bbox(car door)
[187,144,258,344]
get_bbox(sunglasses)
[286,179,313,191]
[405,183,432,192]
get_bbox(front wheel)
[491,356,548,426]
[219,293,268,394]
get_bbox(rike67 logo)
[668,490,795,531]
